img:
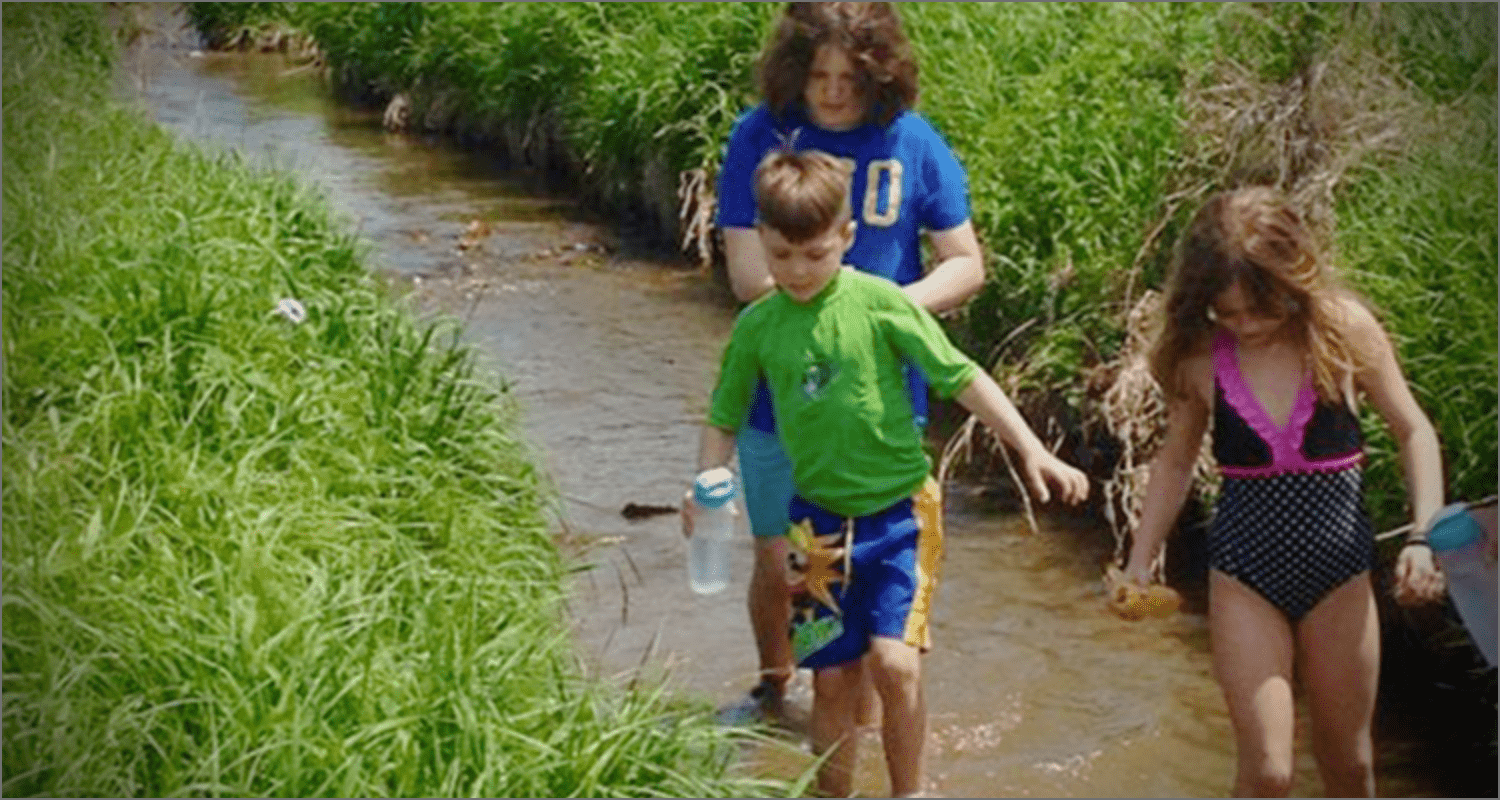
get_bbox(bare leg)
[1297,573,1379,797]
[1209,571,1297,797]
[811,660,863,797]
[855,657,882,728]
[738,426,794,701]
[867,636,926,797]
[749,535,792,694]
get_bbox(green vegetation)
[2,4,796,796]
[186,1,1496,535]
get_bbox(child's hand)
[1104,563,1181,621]
[1020,450,1090,505]
[1392,544,1445,606]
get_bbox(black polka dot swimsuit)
[1208,331,1372,622]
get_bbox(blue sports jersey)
[716,104,972,434]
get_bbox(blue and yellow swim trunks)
[786,477,943,671]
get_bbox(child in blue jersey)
[715,0,986,728]
[686,149,1089,798]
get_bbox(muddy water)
[118,17,1444,798]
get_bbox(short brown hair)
[757,2,918,127]
[753,150,853,243]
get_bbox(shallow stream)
[116,12,1455,796]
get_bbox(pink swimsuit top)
[1211,331,1364,479]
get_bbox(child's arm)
[880,283,1085,503]
[723,228,776,303]
[1122,382,1211,586]
[696,424,738,475]
[903,221,985,314]
[682,425,738,537]
[1350,303,1446,604]
[955,371,1090,506]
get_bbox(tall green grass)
[190,1,1497,532]
[3,4,793,796]
[908,3,1210,399]
[1338,96,1498,527]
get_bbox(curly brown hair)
[757,2,918,127]
[1150,186,1365,405]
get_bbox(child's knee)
[1249,769,1294,797]
[749,542,790,592]
[1311,728,1374,782]
[1237,751,1294,797]
[867,637,922,688]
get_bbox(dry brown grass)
[676,166,718,270]
[1175,7,1425,245]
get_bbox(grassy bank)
[2,4,795,796]
[186,2,1496,538]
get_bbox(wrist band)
[1404,535,1431,548]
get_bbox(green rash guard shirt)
[708,268,980,518]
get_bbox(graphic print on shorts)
[786,518,850,664]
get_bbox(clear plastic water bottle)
[688,467,736,595]
[1429,502,1497,667]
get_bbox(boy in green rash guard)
[682,149,1091,798]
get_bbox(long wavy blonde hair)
[1150,187,1365,406]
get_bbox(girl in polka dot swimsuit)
[1120,187,1446,797]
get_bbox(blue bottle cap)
[693,467,736,509]
[1428,502,1484,551]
